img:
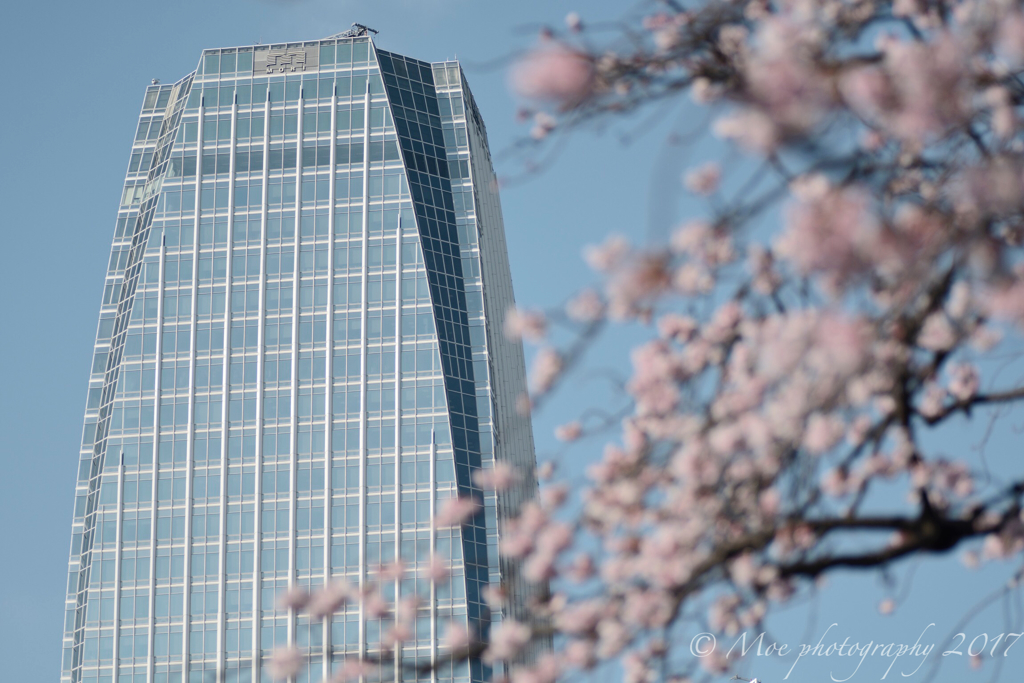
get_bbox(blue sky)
[1,1,1022,682]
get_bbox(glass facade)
[61,34,538,683]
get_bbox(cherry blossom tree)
[272,0,1024,681]
[496,0,1024,680]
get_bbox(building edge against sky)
[62,27,540,683]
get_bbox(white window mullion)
[181,100,206,677]
[252,85,272,678]
[324,87,339,681]
[393,214,403,683]
[146,237,168,683]
[287,92,304,659]
[216,94,239,683]
[111,451,126,682]
[357,74,371,667]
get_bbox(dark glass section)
[378,47,492,659]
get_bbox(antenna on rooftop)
[326,23,379,39]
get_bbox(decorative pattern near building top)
[254,46,319,75]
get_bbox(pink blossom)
[742,602,768,629]
[530,347,564,394]
[879,598,895,615]
[511,44,595,110]
[698,650,730,674]
[919,383,947,419]
[713,109,779,154]
[566,288,605,322]
[657,313,697,342]
[847,415,872,446]
[583,235,630,272]
[377,560,405,581]
[267,646,304,680]
[307,579,352,618]
[541,483,569,508]
[759,488,781,515]
[516,392,532,416]
[946,281,972,320]
[947,363,980,401]
[512,654,561,683]
[717,24,749,57]
[744,18,834,133]
[776,177,882,291]
[623,590,674,627]
[821,468,851,497]
[482,584,507,610]
[892,0,923,18]
[842,34,972,143]
[566,552,595,582]
[484,620,533,663]
[983,533,1010,560]
[473,461,521,491]
[606,252,673,318]
[419,556,451,584]
[596,618,629,658]
[861,130,884,150]
[708,594,742,634]
[703,301,742,344]
[564,639,597,668]
[997,13,1024,67]
[537,461,555,480]
[623,652,657,683]
[524,551,558,582]
[970,326,1002,352]
[729,553,760,587]
[555,421,583,441]
[382,622,413,648]
[839,66,891,124]
[954,159,1024,217]
[986,281,1024,324]
[692,77,723,103]
[644,12,690,52]
[397,594,421,620]
[802,413,845,455]
[986,87,1016,140]
[504,307,547,342]
[683,163,721,195]
[536,521,574,555]
[815,313,870,376]
[531,111,557,140]
[433,496,482,528]
[918,313,956,351]
[671,221,734,266]
[331,658,370,683]
[672,262,714,294]
[276,586,309,612]
[442,622,474,652]
[362,590,388,619]
[628,341,682,415]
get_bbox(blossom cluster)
[499,0,1024,680]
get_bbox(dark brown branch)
[921,386,1024,425]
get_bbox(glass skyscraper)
[61,27,538,683]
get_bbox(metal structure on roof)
[325,23,379,39]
